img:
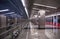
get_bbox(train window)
[6,17,8,26]
[8,17,15,25]
[58,15,60,23]
[9,19,14,25]
[46,17,53,22]
[0,15,7,27]
[53,16,56,23]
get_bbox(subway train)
[0,14,20,39]
[0,0,28,39]
[45,13,60,28]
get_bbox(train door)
[53,15,58,37]
[45,17,53,28]
[53,16,58,28]
[49,17,53,27]
[57,15,60,39]
[57,15,60,28]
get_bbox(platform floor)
[17,22,60,39]
[17,29,49,39]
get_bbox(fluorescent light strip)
[25,8,29,18]
[33,8,50,12]
[0,9,9,12]
[33,8,40,10]
[5,12,15,14]
[21,0,29,18]
[33,3,57,9]
[21,0,26,7]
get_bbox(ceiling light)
[21,0,29,18]
[5,12,15,14]
[0,9,9,12]
[25,8,29,18]
[33,3,57,9]
[21,0,26,7]
[33,8,50,12]
[33,8,40,10]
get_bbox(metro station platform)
[17,29,48,39]
[16,22,60,39]
[0,0,60,39]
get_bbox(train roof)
[45,12,60,18]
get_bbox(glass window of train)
[8,19,10,26]
[47,17,52,22]
[58,15,60,23]
[47,17,50,22]
[10,19,13,25]
[53,16,56,23]
[7,17,11,29]
[51,17,53,23]
[9,17,15,25]
[50,17,53,22]
[7,19,11,26]
[46,18,48,22]
[54,16,56,19]
[54,16,58,22]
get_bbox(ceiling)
[24,0,34,17]
[0,0,60,18]
[27,0,60,17]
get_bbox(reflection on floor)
[29,29,49,39]
[17,22,48,39]
[17,29,49,39]
[17,22,60,39]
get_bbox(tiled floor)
[17,22,60,39]
[17,22,48,39]
[28,29,49,39]
[17,29,49,39]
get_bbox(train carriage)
[45,13,60,28]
